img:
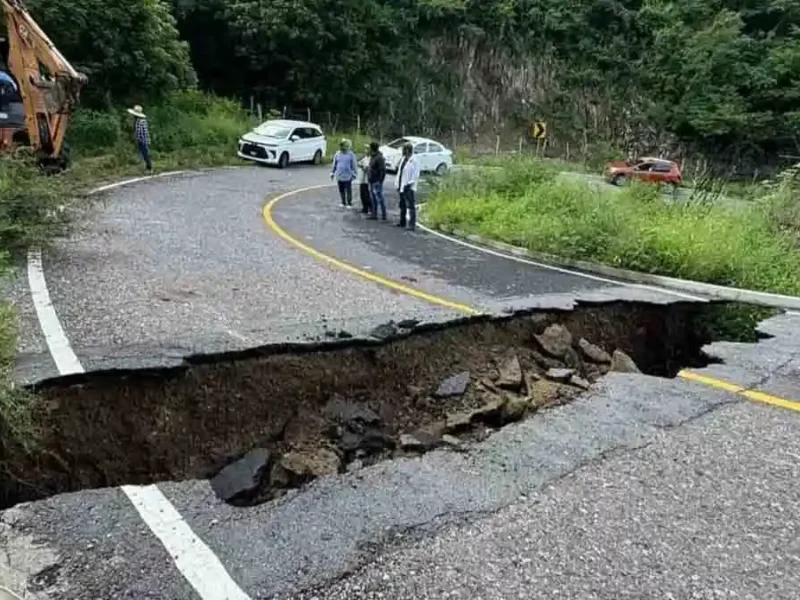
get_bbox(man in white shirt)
[394,142,421,231]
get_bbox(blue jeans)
[369,182,386,219]
[398,186,416,230]
[138,141,152,171]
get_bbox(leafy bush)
[0,158,69,252]
[147,91,253,153]
[68,110,124,155]
[426,164,800,295]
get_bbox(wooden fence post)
[495,135,500,155]
[257,103,263,123]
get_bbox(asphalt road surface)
[2,165,799,599]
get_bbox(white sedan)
[380,136,454,175]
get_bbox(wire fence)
[245,102,562,160]
[242,102,793,179]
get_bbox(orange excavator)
[0,0,86,169]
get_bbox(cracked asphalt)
[2,166,800,599]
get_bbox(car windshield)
[387,138,410,149]
[254,123,291,138]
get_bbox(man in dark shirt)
[367,142,387,220]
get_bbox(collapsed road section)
[0,300,773,509]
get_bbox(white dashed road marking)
[27,171,251,600]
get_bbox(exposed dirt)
[0,301,768,508]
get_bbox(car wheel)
[612,174,627,186]
[311,149,322,165]
[278,152,289,169]
[435,162,449,176]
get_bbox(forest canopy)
[23,0,800,165]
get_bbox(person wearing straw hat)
[127,104,152,172]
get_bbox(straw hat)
[127,105,146,118]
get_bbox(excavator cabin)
[0,0,86,170]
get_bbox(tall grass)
[425,159,800,295]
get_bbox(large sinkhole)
[0,300,776,509]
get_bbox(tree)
[25,0,196,107]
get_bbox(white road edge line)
[26,250,84,375]
[415,220,705,302]
[26,171,251,600]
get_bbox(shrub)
[426,165,800,295]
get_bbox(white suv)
[238,119,327,168]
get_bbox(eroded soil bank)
[0,301,771,508]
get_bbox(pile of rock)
[411,323,642,447]
[209,321,643,505]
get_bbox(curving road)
[3,165,800,600]
[11,165,697,382]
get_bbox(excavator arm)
[1,0,87,164]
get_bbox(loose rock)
[534,324,573,358]
[578,338,612,364]
[210,448,271,503]
[280,448,341,481]
[399,431,440,452]
[570,375,592,390]
[435,371,470,398]
[441,434,464,449]
[496,351,523,390]
[445,411,473,432]
[611,349,641,373]
[338,427,395,456]
[545,367,575,382]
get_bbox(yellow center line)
[263,185,800,413]
[678,369,800,413]
[263,185,480,315]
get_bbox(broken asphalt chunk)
[435,371,470,398]
[578,338,612,364]
[399,430,441,452]
[496,351,523,390]
[545,367,575,382]
[210,448,271,503]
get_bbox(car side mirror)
[290,135,299,142]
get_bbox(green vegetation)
[425,160,800,295]
[65,90,256,181]
[13,0,798,169]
